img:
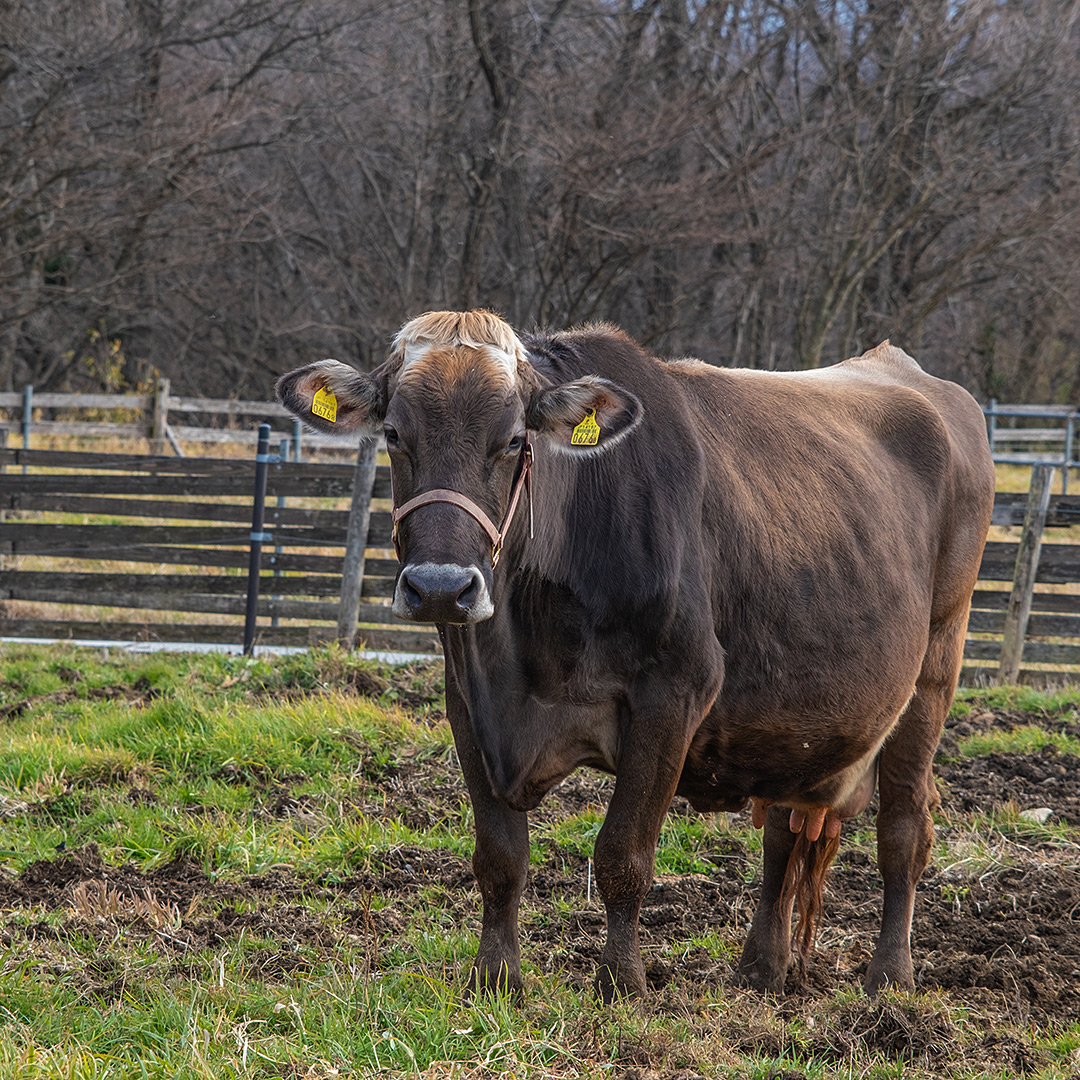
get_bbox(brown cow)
[277,311,995,1001]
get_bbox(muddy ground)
[2,694,1079,1075]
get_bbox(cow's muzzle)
[393,562,494,624]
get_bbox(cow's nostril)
[456,574,480,611]
[402,574,424,610]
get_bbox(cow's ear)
[526,376,643,456]
[276,359,385,437]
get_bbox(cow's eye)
[384,425,399,448]
[506,435,525,455]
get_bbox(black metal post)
[243,423,272,655]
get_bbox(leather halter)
[391,435,533,568]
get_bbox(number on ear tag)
[312,386,338,423]
[570,408,601,446]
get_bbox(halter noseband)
[391,434,533,568]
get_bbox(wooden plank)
[0,584,400,622]
[0,571,344,597]
[992,428,1068,442]
[969,609,1080,637]
[168,425,291,445]
[2,590,338,620]
[0,620,247,644]
[0,449,355,479]
[0,523,351,550]
[971,589,1080,615]
[0,393,149,409]
[0,541,346,572]
[167,397,293,416]
[0,618,439,653]
[980,543,1080,584]
[999,465,1054,683]
[0,420,148,438]
[0,473,357,499]
[169,425,359,451]
[967,610,1004,633]
[993,493,1080,527]
[0,449,248,474]
[966,639,1080,667]
[5,493,351,529]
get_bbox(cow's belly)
[677,679,916,814]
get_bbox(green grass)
[957,724,1080,758]
[1,644,1079,1079]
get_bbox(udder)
[748,754,879,839]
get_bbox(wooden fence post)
[0,429,6,539]
[243,424,272,655]
[337,439,379,647]
[150,377,170,455]
[998,464,1055,684]
[21,385,32,475]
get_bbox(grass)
[1,644,1079,1079]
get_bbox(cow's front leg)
[447,690,529,997]
[472,792,529,996]
[592,723,687,1001]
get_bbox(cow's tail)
[778,829,842,985]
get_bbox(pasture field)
[0,643,1079,1080]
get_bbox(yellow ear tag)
[311,385,337,423]
[570,408,601,446]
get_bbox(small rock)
[1019,807,1053,824]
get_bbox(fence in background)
[0,381,349,457]
[964,464,1080,685]
[984,401,1078,489]
[2,399,1080,677]
[0,444,440,656]
[4,388,1077,468]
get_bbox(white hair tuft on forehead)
[392,310,525,381]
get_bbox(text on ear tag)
[312,386,338,423]
[571,408,601,446]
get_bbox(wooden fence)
[0,446,1078,680]
[0,382,345,456]
[963,465,1080,684]
[0,445,440,655]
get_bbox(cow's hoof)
[595,962,646,1003]
[864,959,915,998]
[468,961,523,1002]
[735,941,788,993]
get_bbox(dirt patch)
[937,745,1080,825]
[0,680,160,721]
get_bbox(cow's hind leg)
[736,803,798,992]
[866,611,965,996]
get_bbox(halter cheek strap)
[391,435,533,568]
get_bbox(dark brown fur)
[276,313,996,1003]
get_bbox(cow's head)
[276,311,642,624]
